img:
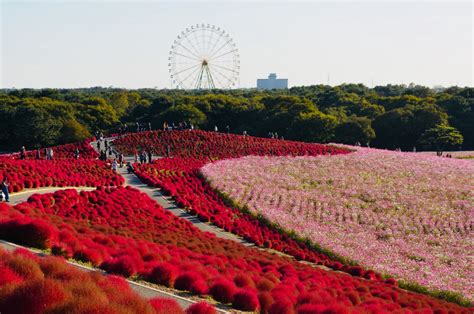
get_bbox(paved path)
[95,139,335,270]
[96,139,253,246]
[10,186,96,205]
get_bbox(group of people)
[267,132,284,140]
[162,121,195,132]
[135,150,153,164]
[17,145,66,160]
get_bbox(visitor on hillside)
[148,122,152,131]
[243,130,247,136]
[20,146,26,160]
[48,148,54,160]
[111,159,118,172]
[1,178,9,203]
[147,151,153,164]
[74,148,80,159]
[163,121,168,131]
[190,123,194,131]
[134,151,139,163]
[225,125,230,133]
[140,151,146,164]
[280,136,284,140]
[35,149,41,160]
[214,125,218,132]
[119,153,124,167]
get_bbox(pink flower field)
[201,147,474,300]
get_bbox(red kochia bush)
[150,263,179,287]
[209,279,237,303]
[150,298,185,314]
[232,289,260,311]
[0,218,58,249]
[1,278,68,314]
[186,302,217,314]
[0,248,180,314]
[101,255,139,277]
[174,271,204,292]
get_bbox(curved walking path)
[0,158,229,312]
[10,186,96,205]
[96,139,334,268]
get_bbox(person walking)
[1,177,9,203]
[49,148,54,160]
[20,146,26,160]
[119,153,124,167]
[147,150,153,164]
[35,149,41,160]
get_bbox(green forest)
[0,84,472,152]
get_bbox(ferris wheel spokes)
[169,24,239,89]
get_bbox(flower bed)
[201,148,474,301]
[2,139,98,160]
[0,248,185,314]
[113,130,349,159]
[1,188,469,312]
[0,159,123,192]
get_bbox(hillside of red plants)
[1,139,99,160]
[0,159,123,193]
[0,188,470,312]
[113,130,349,159]
[0,248,188,314]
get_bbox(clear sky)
[1,1,472,89]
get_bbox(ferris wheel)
[169,24,240,90]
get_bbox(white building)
[257,73,288,90]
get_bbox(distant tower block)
[257,73,288,90]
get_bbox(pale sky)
[1,1,472,89]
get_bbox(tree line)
[0,84,472,152]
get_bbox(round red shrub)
[150,263,179,287]
[258,291,274,314]
[209,279,236,303]
[0,278,68,314]
[174,271,203,292]
[101,256,138,277]
[185,302,216,314]
[190,279,208,295]
[232,289,260,311]
[149,298,185,314]
[234,273,255,288]
[269,299,295,314]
